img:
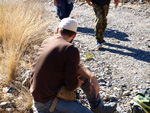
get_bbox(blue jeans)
[56,0,73,20]
[33,77,100,113]
[33,99,92,113]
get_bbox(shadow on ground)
[102,43,150,63]
[105,28,130,41]
[77,27,150,63]
[77,27,130,41]
[77,27,94,36]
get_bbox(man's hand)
[114,0,119,8]
[77,64,99,98]
[89,74,99,98]
[86,0,92,6]
[54,0,57,6]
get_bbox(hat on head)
[58,17,77,33]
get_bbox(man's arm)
[65,45,80,91]
[77,64,99,98]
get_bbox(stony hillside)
[45,1,150,112]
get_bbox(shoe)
[93,42,102,50]
[91,102,117,113]
[101,40,106,45]
[92,40,106,51]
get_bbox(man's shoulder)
[41,35,63,45]
[65,44,79,55]
[43,35,60,42]
[41,35,78,52]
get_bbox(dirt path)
[45,1,150,112]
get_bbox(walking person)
[30,17,117,113]
[86,0,119,50]
[54,0,74,20]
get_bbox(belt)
[49,97,59,112]
[49,86,76,112]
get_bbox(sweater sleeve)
[64,45,80,91]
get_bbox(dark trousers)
[56,0,73,20]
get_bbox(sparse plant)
[83,50,94,61]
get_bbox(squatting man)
[30,17,117,113]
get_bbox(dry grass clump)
[0,0,50,83]
[13,82,33,111]
[0,0,52,111]
[0,80,33,111]
[0,75,7,100]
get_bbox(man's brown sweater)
[30,35,80,103]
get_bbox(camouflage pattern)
[93,4,109,43]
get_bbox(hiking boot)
[91,102,117,113]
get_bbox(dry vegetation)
[0,0,52,111]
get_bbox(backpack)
[130,88,150,113]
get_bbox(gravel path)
[45,1,150,112]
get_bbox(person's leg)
[93,4,109,44]
[93,4,104,43]
[33,98,92,113]
[54,99,93,113]
[66,2,73,17]
[56,0,68,20]
[80,77,101,108]
[80,77,117,113]
[102,4,109,39]
[33,99,54,113]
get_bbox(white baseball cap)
[58,17,77,33]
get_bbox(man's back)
[30,35,80,103]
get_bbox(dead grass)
[0,0,50,83]
[13,81,33,111]
[0,0,52,111]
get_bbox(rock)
[34,45,40,50]
[123,91,131,96]
[2,87,10,93]
[22,70,31,88]
[2,87,18,96]
[103,95,110,101]
[99,81,107,86]
[0,102,15,109]
[116,106,122,113]
[109,97,117,102]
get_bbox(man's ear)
[73,33,77,39]
[56,28,59,34]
